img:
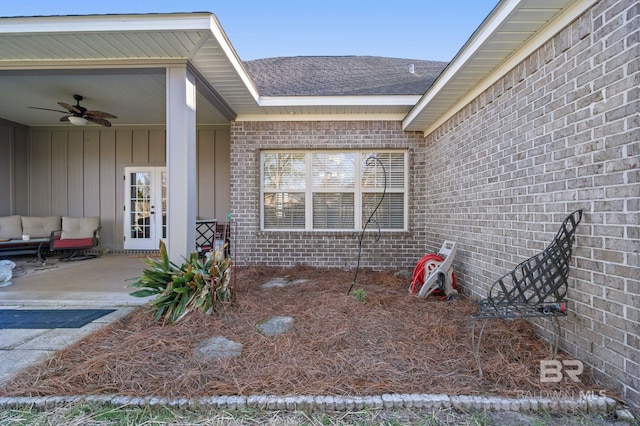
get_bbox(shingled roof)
[243,56,448,97]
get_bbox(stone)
[394,269,412,280]
[195,336,242,359]
[262,277,309,289]
[256,316,294,336]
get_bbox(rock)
[262,277,309,289]
[256,316,294,336]
[394,269,412,280]
[194,336,242,359]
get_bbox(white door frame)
[123,166,166,250]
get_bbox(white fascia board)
[0,13,215,34]
[403,0,598,134]
[259,95,420,107]
[402,0,522,130]
[235,113,407,122]
[206,15,260,103]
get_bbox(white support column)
[166,66,197,264]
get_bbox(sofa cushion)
[61,216,100,239]
[21,216,61,239]
[0,215,23,240]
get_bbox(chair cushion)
[52,237,95,249]
[21,216,61,239]
[0,215,22,240]
[61,216,100,239]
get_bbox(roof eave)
[402,0,599,135]
[259,95,421,107]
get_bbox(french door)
[123,167,167,250]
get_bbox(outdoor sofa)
[0,215,100,262]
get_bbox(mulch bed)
[0,266,601,398]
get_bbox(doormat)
[0,309,116,329]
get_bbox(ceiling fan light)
[68,116,88,125]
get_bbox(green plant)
[351,288,367,302]
[129,240,233,324]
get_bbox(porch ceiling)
[0,12,417,127]
[0,13,259,127]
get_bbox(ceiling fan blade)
[28,106,69,114]
[85,110,118,119]
[59,116,70,122]
[57,102,82,114]
[85,116,112,127]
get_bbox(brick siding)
[230,0,638,407]
[419,0,639,407]
[230,121,428,270]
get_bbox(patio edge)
[0,393,619,413]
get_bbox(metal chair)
[471,209,583,377]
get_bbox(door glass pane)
[130,172,151,239]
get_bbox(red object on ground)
[409,253,457,295]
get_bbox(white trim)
[123,166,167,250]
[259,95,420,107]
[402,0,521,130]
[0,59,186,69]
[260,149,408,232]
[403,0,599,134]
[207,15,260,103]
[0,13,214,34]
[235,113,408,122]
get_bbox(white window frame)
[260,149,408,232]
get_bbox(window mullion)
[306,153,313,230]
[355,151,362,231]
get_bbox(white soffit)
[403,0,599,134]
[0,13,261,124]
[233,94,421,121]
[0,13,415,123]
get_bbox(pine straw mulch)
[0,266,601,398]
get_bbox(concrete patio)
[0,254,152,307]
[0,254,152,385]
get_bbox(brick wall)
[230,0,638,406]
[230,121,429,270]
[419,0,638,406]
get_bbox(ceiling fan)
[29,94,117,127]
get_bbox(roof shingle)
[243,56,448,97]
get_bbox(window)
[261,150,407,231]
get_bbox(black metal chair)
[471,209,583,377]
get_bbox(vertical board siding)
[115,129,133,248]
[132,129,149,163]
[214,127,231,220]
[149,129,165,164]
[197,128,215,219]
[17,125,230,250]
[0,122,13,216]
[99,130,117,251]
[51,131,68,216]
[83,130,100,217]
[29,130,51,216]
[67,131,84,217]
[13,126,29,214]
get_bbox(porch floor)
[0,254,151,307]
